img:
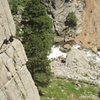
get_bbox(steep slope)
[75,0,100,50]
[43,0,100,51]
[0,0,40,100]
[42,0,83,35]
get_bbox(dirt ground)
[75,0,100,50]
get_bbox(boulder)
[63,44,71,49]
[54,36,64,43]
[91,46,97,53]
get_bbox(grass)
[40,78,100,100]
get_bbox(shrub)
[65,12,77,28]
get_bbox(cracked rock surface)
[0,0,40,100]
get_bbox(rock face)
[43,0,100,50]
[0,0,40,100]
[75,0,100,49]
[42,0,84,35]
[50,48,100,86]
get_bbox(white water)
[72,44,81,49]
[48,44,81,60]
[48,44,100,62]
[83,49,100,62]
[47,45,67,59]
[72,44,100,62]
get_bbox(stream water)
[47,45,67,59]
[47,44,100,63]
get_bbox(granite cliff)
[0,0,40,100]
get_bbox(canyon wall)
[43,0,100,50]
[75,0,100,50]
[0,0,40,100]
[42,0,84,36]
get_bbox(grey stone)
[0,0,40,100]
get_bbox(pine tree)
[22,0,53,88]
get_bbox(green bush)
[65,12,77,28]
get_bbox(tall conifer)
[22,0,53,88]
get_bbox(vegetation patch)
[65,12,77,28]
[40,78,100,100]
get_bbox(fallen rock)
[63,44,71,49]
[91,46,97,53]
[60,47,68,53]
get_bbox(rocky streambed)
[48,44,100,86]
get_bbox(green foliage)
[9,0,18,14]
[22,0,53,88]
[9,0,30,15]
[41,78,100,100]
[65,12,77,28]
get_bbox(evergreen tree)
[9,0,19,15]
[22,0,53,88]
[9,0,29,15]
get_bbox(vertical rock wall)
[0,0,40,100]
